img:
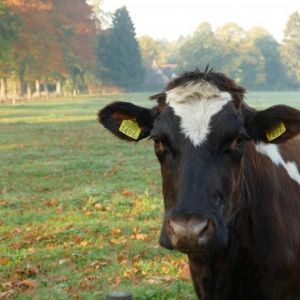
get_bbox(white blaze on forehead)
[166,81,233,147]
[255,143,300,186]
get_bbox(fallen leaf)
[1,282,14,288]
[90,258,112,269]
[111,228,122,236]
[20,279,37,288]
[150,275,173,282]
[0,257,9,265]
[80,240,88,246]
[55,276,69,282]
[122,189,133,197]
[59,259,71,265]
[0,290,15,298]
[110,275,121,287]
[94,203,102,209]
[117,255,128,265]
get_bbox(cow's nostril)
[168,219,181,246]
[198,218,215,244]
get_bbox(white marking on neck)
[255,143,300,186]
[166,81,232,147]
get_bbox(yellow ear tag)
[119,119,141,140]
[266,122,286,141]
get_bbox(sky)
[101,0,300,42]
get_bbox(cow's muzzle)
[165,215,215,253]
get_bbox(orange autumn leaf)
[94,203,102,210]
[111,228,122,236]
[122,189,133,197]
[161,266,170,274]
[178,262,191,280]
[117,254,128,265]
[134,233,151,242]
[132,250,147,263]
[123,266,146,281]
[129,227,151,241]
[80,240,88,247]
[111,275,121,287]
[109,236,127,245]
[0,257,9,265]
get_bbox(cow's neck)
[223,140,300,297]
[189,140,300,299]
[232,142,283,253]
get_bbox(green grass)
[246,91,300,109]
[0,91,299,299]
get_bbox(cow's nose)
[166,217,215,250]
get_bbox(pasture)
[0,91,299,299]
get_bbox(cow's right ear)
[242,104,300,143]
[98,101,154,142]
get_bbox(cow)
[98,68,300,300]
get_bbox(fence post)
[105,291,132,300]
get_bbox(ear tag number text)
[119,119,141,140]
[266,122,286,141]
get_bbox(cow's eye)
[152,136,161,145]
[235,133,249,146]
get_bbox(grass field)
[0,91,299,299]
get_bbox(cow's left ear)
[244,105,300,143]
[98,101,154,142]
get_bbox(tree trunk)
[19,74,25,98]
[0,77,7,103]
[27,82,32,100]
[56,79,62,96]
[13,81,18,105]
[35,80,41,98]
[43,76,49,98]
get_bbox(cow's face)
[99,69,300,260]
[150,82,247,255]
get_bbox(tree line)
[137,12,300,91]
[0,2,299,103]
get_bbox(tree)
[215,23,265,88]
[96,6,144,90]
[280,11,300,88]
[176,22,222,72]
[215,23,246,80]
[248,28,287,90]
[88,0,110,29]
[176,22,270,89]
[176,22,244,77]
[138,35,167,68]
[0,0,18,61]
[0,0,19,101]
[3,0,97,99]
[159,35,190,65]
[51,0,98,94]
[5,0,62,97]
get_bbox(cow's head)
[98,68,300,259]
